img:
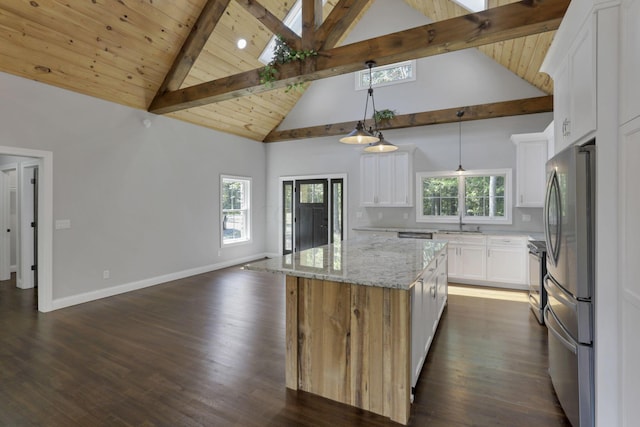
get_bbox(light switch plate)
[55,219,71,229]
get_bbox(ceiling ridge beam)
[235,0,302,50]
[315,0,374,50]
[262,95,554,142]
[153,0,231,96]
[149,0,568,114]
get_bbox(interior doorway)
[281,175,345,255]
[0,146,53,312]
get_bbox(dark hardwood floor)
[0,268,570,426]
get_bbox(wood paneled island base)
[285,276,411,425]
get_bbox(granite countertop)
[244,236,447,290]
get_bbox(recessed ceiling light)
[237,38,247,49]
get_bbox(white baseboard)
[51,253,268,311]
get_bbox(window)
[416,169,512,224]
[356,60,416,90]
[221,175,251,245]
[258,0,329,65]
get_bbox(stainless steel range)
[528,240,547,324]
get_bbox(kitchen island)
[244,237,448,425]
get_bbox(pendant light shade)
[364,132,398,152]
[339,121,379,144]
[455,109,465,173]
[340,61,380,145]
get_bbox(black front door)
[295,179,328,252]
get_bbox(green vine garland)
[373,108,397,123]
[259,35,318,92]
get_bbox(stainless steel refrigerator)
[543,141,595,427]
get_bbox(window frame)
[355,60,417,90]
[221,175,252,247]
[416,168,512,225]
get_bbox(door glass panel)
[300,183,324,203]
[331,179,343,244]
[283,181,293,255]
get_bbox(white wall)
[0,71,267,304]
[265,113,553,254]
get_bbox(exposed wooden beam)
[302,0,322,51]
[235,0,301,50]
[315,0,374,50]
[262,96,554,142]
[149,0,568,114]
[153,0,231,96]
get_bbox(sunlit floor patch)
[448,283,528,303]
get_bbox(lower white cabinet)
[434,233,528,288]
[411,248,447,391]
[486,236,528,285]
[434,234,487,282]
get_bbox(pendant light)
[340,61,380,145]
[364,132,398,152]
[455,110,465,173]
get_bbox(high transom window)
[356,60,416,90]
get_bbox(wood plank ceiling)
[0,0,559,142]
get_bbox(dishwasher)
[397,231,433,239]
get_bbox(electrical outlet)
[103,270,110,280]
[356,211,363,219]
[522,214,532,222]
[403,212,409,219]
[377,212,383,220]
[217,250,221,257]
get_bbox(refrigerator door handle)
[544,304,578,354]
[544,275,577,311]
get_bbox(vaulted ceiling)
[0,0,565,142]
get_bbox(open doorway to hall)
[281,175,346,255]
[1,159,39,305]
[0,146,52,312]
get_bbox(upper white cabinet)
[621,0,640,124]
[360,150,413,207]
[545,14,597,152]
[511,133,548,208]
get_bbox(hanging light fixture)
[340,61,380,145]
[455,109,465,173]
[364,132,398,152]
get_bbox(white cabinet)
[410,248,446,390]
[434,233,528,288]
[511,134,548,208]
[621,0,640,123]
[434,234,487,282]
[549,15,597,151]
[360,151,413,207]
[435,249,448,322]
[486,236,528,285]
